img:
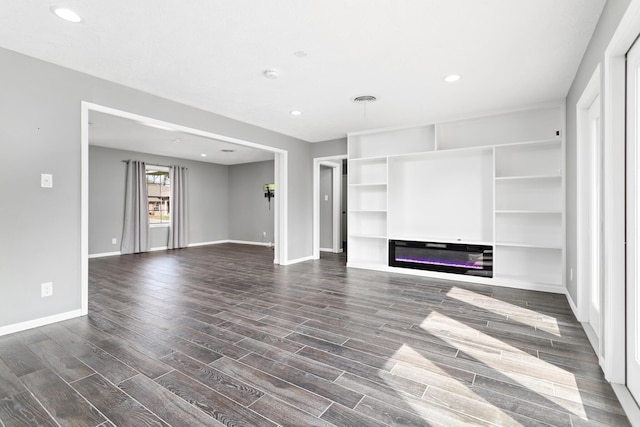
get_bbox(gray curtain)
[121,160,149,254]
[168,165,188,249]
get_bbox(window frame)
[145,164,171,228]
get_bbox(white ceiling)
[0,0,605,143]
[89,111,274,165]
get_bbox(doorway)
[80,102,288,315]
[626,38,640,405]
[577,66,603,355]
[313,155,347,259]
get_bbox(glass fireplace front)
[389,240,493,277]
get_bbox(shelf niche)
[388,148,493,244]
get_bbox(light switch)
[324,195,329,201]
[41,173,53,188]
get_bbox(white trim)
[281,255,314,265]
[347,262,566,294]
[0,310,83,337]
[566,289,579,317]
[313,155,347,259]
[612,384,640,426]
[187,240,229,247]
[576,65,602,324]
[81,106,89,316]
[319,247,334,252]
[602,0,640,385]
[150,246,169,251]
[88,251,121,258]
[228,240,272,247]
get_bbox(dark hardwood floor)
[0,243,630,426]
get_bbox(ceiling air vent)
[352,95,377,103]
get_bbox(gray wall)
[565,0,630,302]
[89,146,229,255]
[228,161,275,243]
[310,138,347,158]
[320,166,333,249]
[0,47,312,328]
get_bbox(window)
[146,166,170,225]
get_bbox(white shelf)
[349,234,387,239]
[388,236,493,246]
[495,175,561,181]
[495,242,562,250]
[495,210,562,214]
[349,183,387,187]
[347,105,565,292]
[349,158,387,185]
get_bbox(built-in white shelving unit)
[347,105,565,293]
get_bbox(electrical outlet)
[41,282,53,298]
[263,231,267,237]
[111,238,117,245]
[570,268,573,281]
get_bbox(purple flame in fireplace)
[395,256,484,270]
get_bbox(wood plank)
[71,374,168,427]
[159,351,263,406]
[0,390,58,427]
[119,374,223,427]
[20,368,105,426]
[26,339,95,382]
[154,370,276,427]
[210,356,332,417]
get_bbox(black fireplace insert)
[389,240,493,277]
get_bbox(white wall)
[565,0,630,303]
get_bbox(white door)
[625,38,640,403]
[587,95,602,340]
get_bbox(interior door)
[626,38,640,403]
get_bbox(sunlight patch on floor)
[446,286,562,336]
[418,310,587,418]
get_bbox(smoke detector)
[263,69,280,79]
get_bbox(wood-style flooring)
[0,243,630,426]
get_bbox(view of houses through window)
[146,166,170,224]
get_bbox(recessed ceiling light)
[200,154,207,157]
[173,139,181,144]
[51,6,82,23]
[444,74,461,83]
[293,51,307,58]
[290,110,302,116]
[263,69,279,79]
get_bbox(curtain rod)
[121,160,187,169]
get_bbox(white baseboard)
[150,246,169,251]
[188,240,229,247]
[612,384,640,427]
[88,251,121,259]
[320,248,345,253]
[282,255,314,265]
[0,309,83,337]
[228,240,272,247]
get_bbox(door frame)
[313,155,347,259]
[602,0,640,422]
[576,65,602,355]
